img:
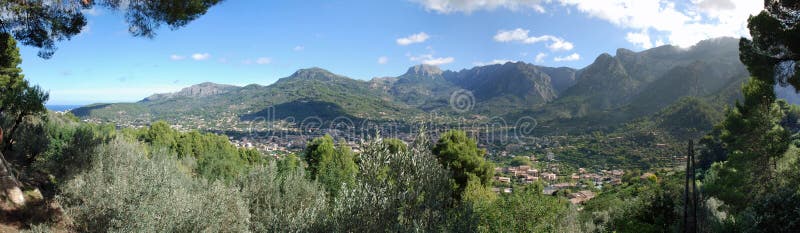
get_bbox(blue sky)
[19,0,763,105]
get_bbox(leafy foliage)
[239,162,328,232]
[580,171,683,233]
[133,121,263,181]
[303,134,358,198]
[696,2,800,232]
[433,130,494,200]
[458,183,581,233]
[59,137,251,232]
[330,133,452,232]
[0,33,49,152]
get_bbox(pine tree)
[303,135,357,198]
[0,32,38,205]
[432,130,494,200]
[704,0,799,215]
[0,0,223,58]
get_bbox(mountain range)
[73,37,748,136]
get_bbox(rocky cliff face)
[141,82,239,102]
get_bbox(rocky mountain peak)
[141,82,238,102]
[404,64,443,77]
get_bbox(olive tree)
[59,137,250,232]
[330,132,453,232]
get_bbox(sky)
[19,0,764,105]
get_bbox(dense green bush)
[239,162,328,232]
[36,117,115,182]
[134,121,264,181]
[58,137,250,232]
[580,173,683,233]
[330,135,452,232]
[465,184,581,233]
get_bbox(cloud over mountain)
[494,28,574,51]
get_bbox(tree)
[509,155,532,167]
[468,185,579,232]
[304,135,336,179]
[277,153,302,175]
[739,0,799,90]
[702,0,799,224]
[432,130,494,200]
[141,121,178,150]
[0,33,49,153]
[330,132,451,232]
[0,0,224,58]
[240,162,327,232]
[303,135,357,198]
[382,138,407,154]
[0,0,221,205]
[60,137,250,232]
[0,32,48,205]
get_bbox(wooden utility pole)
[684,140,696,233]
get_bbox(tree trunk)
[0,150,24,205]
[3,113,23,152]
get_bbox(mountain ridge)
[74,37,747,137]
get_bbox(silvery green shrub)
[330,133,453,232]
[239,162,328,232]
[58,137,250,233]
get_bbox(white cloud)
[409,53,454,65]
[494,28,531,42]
[191,53,211,61]
[169,54,186,61]
[555,0,763,47]
[626,29,653,49]
[396,32,430,45]
[696,0,735,11]
[377,56,389,64]
[412,0,763,48]
[294,45,305,51]
[411,0,547,14]
[548,39,574,51]
[423,57,455,65]
[554,53,580,62]
[534,53,547,63]
[255,57,272,65]
[473,59,515,66]
[494,28,574,51]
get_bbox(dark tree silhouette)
[0,0,223,58]
[739,0,800,90]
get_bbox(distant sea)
[46,104,84,112]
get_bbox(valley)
[73,37,746,170]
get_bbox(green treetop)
[432,130,494,200]
[382,138,408,154]
[303,135,357,198]
[0,33,48,152]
